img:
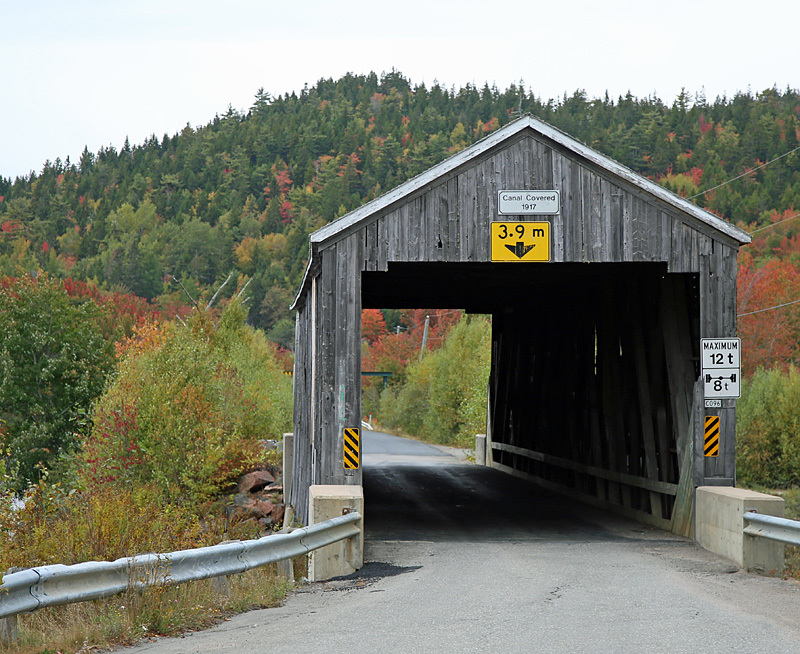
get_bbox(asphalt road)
[117,431,800,654]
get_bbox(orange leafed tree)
[361,308,387,343]
[361,308,462,379]
[737,253,800,376]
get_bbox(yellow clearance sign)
[490,221,550,262]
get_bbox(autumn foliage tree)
[736,206,800,376]
[376,316,492,446]
[360,308,464,420]
[360,309,387,344]
[738,254,800,375]
[361,309,462,380]
[3,74,799,338]
[77,297,293,502]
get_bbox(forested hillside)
[2,71,799,347]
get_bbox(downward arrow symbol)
[505,241,535,258]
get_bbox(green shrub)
[0,275,114,488]
[76,298,292,503]
[379,357,433,436]
[378,316,491,446]
[737,365,800,487]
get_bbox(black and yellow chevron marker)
[343,427,360,470]
[704,415,720,457]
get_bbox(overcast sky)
[2,0,797,181]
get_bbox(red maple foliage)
[62,277,166,340]
[741,208,800,262]
[361,309,463,379]
[482,117,499,133]
[361,309,387,344]
[280,200,292,222]
[273,163,292,195]
[737,253,800,376]
[1,219,19,235]
[688,166,703,187]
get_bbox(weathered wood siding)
[324,134,740,272]
[291,128,741,528]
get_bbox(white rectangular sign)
[704,369,740,398]
[701,338,741,369]
[498,190,560,215]
[701,338,741,399]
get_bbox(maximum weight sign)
[701,338,741,399]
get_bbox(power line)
[397,309,464,330]
[688,144,800,200]
[738,297,800,317]
[746,211,800,236]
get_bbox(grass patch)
[2,563,299,654]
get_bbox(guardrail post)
[276,554,295,583]
[210,573,232,598]
[475,434,487,465]
[0,568,21,645]
[0,614,17,647]
[308,485,363,582]
[276,524,296,583]
[282,432,294,513]
[278,431,296,583]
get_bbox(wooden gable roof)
[312,115,750,247]
[293,115,750,307]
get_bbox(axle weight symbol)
[706,373,736,384]
[705,373,737,384]
[705,372,738,394]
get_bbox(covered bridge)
[289,115,751,534]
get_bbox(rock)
[217,466,285,534]
[237,470,275,494]
[249,499,274,518]
[271,503,285,526]
[233,493,252,508]
[226,499,274,524]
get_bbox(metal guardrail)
[743,511,800,547]
[0,512,361,620]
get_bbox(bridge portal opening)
[363,261,700,528]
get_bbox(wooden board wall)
[341,134,740,273]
